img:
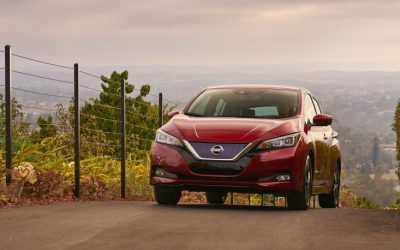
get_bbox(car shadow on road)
[153,203,302,212]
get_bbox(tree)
[0,94,30,136]
[79,71,158,157]
[55,103,73,135]
[11,98,31,136]
[371,136,379,170]
[394,99,400,180]
[37,115,57,139]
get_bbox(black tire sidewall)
[154,186,181,205]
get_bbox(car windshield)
[185,88,300,119]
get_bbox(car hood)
[161,114,300,143]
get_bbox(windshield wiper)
[184,112,205,117]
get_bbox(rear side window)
[304,94,317,124]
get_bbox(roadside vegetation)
[0,71,169,207]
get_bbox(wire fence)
[0,45,182,200]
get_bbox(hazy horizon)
[2,0,400,70]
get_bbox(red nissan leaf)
[150,85,341,210]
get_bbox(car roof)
[205,84,309,93]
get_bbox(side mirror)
[168,110,180,119]
[313,114,333,126]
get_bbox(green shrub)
[354,196,380,209]
[388,197,400,209]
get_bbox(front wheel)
[319,165,340,208]
[154,186,181,205]
[287,155,312,210]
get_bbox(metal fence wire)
[0,45,181,199]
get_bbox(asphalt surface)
[0,201,399,250]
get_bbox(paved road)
[0,201,399,250]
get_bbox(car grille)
[171,146,252,176]
[187,142,249,160]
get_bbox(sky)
[2,0,400,70]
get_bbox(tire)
[154,186,181,205]
[287,155,313,210]
[206,191,227,204]
[319,165,340,208]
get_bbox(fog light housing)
[258,174,291,182]
[276,174,291,181]
[154,167,178,179]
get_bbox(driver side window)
[304,94,317,124]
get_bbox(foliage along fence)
[394,99,400,180]
[0,45,180,200]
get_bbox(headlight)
[256,133,300,150]
[155,129,183,147]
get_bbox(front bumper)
[150,141,307,194]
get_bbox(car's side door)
[304,94,326,186]
[311,96,333,188]
[313,97,336,189]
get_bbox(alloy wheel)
[333,167,340,207]
[304,157,312,207]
